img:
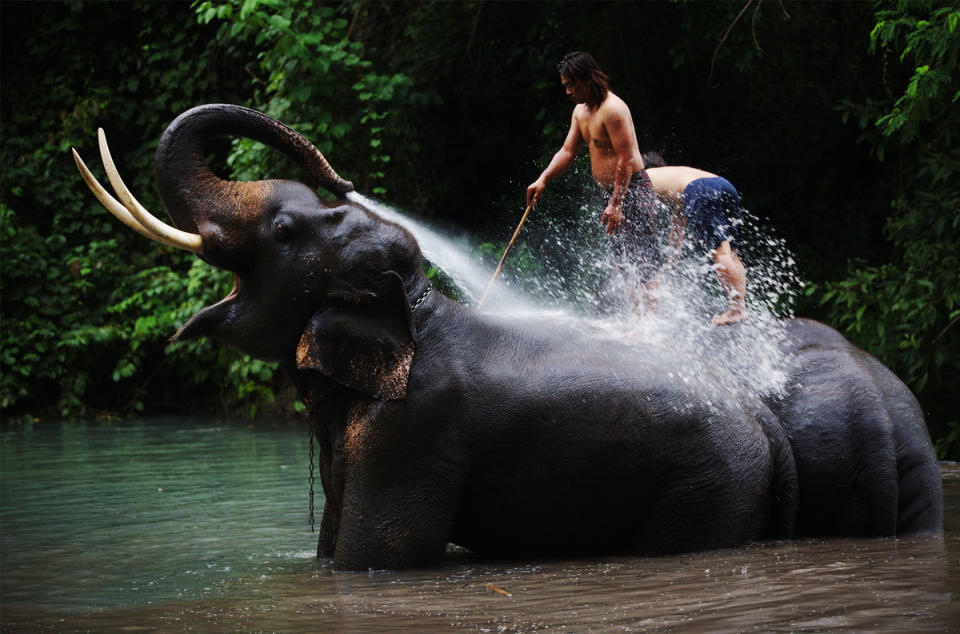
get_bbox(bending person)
[643,152,747,325]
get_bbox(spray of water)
[346,190,801,405]
[346,191,534,310]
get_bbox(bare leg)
[711,240,747,325]
[639,276,658,315]
[618,266,658,318]
[619,275,658,343]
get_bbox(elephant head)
[73,104,428,400]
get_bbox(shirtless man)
[526,51,660,306]
[642,152,747,325]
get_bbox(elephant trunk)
[154,104,354,267]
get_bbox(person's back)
[645,166,718,201]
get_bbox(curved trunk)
[153,104,354,264]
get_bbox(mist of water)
[346,190,801,403]
[347,191,534,309]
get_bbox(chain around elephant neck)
[308,421,315,532]
[411,283,432,312]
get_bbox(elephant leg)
[317,502,340,559]
[333,464,462,570]
[315,422,347,560]
[863,354,943,534]
[896,451,944,533]
[629,439,783,553]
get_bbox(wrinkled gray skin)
[759,319,942,535]
[150,105,940,570]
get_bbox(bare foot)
[712,308,747,326]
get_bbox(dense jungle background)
[1,0,958,457]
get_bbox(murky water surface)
[2,420,958,631]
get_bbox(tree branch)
[933,314,960,344]
[709,0,791,87]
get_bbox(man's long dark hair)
[557,51,610,106]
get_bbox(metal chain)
[411,283,432,312]
[308,419,315,532]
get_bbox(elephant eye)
[273,216,294,243]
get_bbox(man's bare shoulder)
[597,92,633,129]
[571,103,595,128]
[600,91,631,115]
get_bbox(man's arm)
[526,109,584,207]
[600,105,636,234]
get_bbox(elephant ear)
[296,272,417,400]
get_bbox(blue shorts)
[682,177,740,249]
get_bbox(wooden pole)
[478,204,533,308]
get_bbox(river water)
[1,418,958,631]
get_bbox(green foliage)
[870,3,960,147]
[195,0,412,196]
[0,2,270,420]
[811,0,960,455]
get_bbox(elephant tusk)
[95,128,203,253]
[73,139,203,253]
[72,147,191,250]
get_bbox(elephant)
[72,104,942,570]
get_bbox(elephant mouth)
[169,273,240,343]
[204,272,240,309]
[221,273,240,304]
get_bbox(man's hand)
[526,179,546,208]
[601,202,623,234]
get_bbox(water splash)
[347,190,801,402]
[346,191,533,309]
